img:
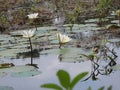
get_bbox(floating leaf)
[0,72,7,77]
[11,70,41,77]
[41,83,63,90]
[111,64,120,71]
[41,48,91,62]
[85,19,99,23]
[0,86,14,90]
[108,38,120,43]
[0,65,40,77]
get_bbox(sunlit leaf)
[41,83,63,90]
[56,70,71,89]
[98,86,105,90]
[70,72,88,89]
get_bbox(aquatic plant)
[41,69,88,90]
[27,13,38,31]
[87,85,112,90]
[116,10,120,24]
[27,13,38,19]
[81,38,117,81]
[57,32,71,48]
[21,29,35,64]
[96,0,112,26]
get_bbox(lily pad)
[11,70,41,77]
[41,48,91,62]
[0,72,7,77]
[0,65,41,77]
[111,64,120,71]
[0,49,29,58]
[108,38,120,43]
[85,18,99,23]
[0,86,14,90]
[111,20,119,24]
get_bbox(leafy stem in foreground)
[40,69,88,90]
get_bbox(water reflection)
[17,49,40,59]
[58,41,118,81]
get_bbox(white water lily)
[116,10,120,17]
[57,32,71,44]
[22,29,35,38]
[27,13,38,19]
[21,29,35,64]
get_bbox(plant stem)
[35,20,37,31]
[118,16,120,25]
[29,38,33,64]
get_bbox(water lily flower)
[21,29,35,65]
[57,32,71,48]
[116,10,120,24]
[27,13,38,19]
[22,29,35,38]
[116,10,120,17]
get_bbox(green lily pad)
[111,20,119,24]
[85,18,99,23]
[0,65,41,77]
[0,65,36,73]
[10,30,24,37]
[111,64,120,71]
[41,48,91,62]
[37,26,56,31]
[0,72,7,77]
[0,48,29,58]
[0,86,14,90]
[11,70,41,77]
[108,38,120,43]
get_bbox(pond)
[0,19,120,90]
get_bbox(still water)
[0,53,120,90]
[0,23,120,90]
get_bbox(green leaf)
[107,85,112,90]
[0,86,14,90]
[70,72,88,89]
[56,70,71,89]
[40,83,63,90]
[87,86,92,90]
[98,86,105,90]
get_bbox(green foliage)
[98,86,105,90]
[57,70,71,89]
[97,0,112,11]
[40,69,88,90]
[87,86,92,90]
[96,0,112,20]
[88,86,112,90]
[41,84,63,90]
[70,72,88,90]
[0,15,8,25]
